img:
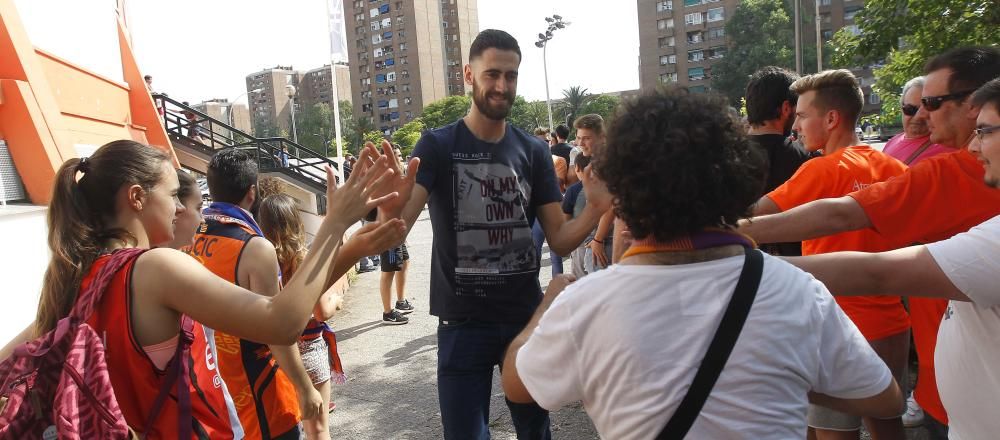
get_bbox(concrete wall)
[0,206,48,343]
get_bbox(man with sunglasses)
[740,46,1000,439]
[879,75,954,434]
[884,76,953,166]
[785,77,1000,440]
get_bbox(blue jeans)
[531,220,563,277]
[437,319,551,440]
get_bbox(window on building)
[658,36,676,47]
[400,43,407,51]
[821,29,833,40]
[379,4,390,14]
[355,13,364,21]
[405,111,413,120]
[402,84,410,92]
[384,45,393,54]
[844,6,862,21]
[688,67,705,81]
[382,17,391,27]
[376,74,386,83]
[869,92,881,105]
[707,27,725,39]
[659,72,678,83]
[709,46,726,58]
[370,8,378,17]
[395,1,403,10]
[689,85,708,93]
[374,47,383,57]
[372,34,382,44]
[657,1,672,12]
[375,60,384,69]
[688,50,704,62]
[707,7,724,22]
[404,97,412,105]
[687,31,703,44]
[684,0,701,7]
[820,13,831,24]
[387,72,396,82]
[844,24,860,35]
[385,58,395,66]
[684,12,703,25]
[383,31,393,39]
[390,112,400,121]
[660,54,677,65]
[820,0,831,5]
[378,100,389,108]
[389,99,399,108]
[657,18,674,30]
[354,0,363,7]
[399,30,406,39]
[396,15,404,25]
[401,70,409,79]
[362,103,372,112]
[371,21,380,31]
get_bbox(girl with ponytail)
[1,140,404,437]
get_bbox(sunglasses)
[974,124,1000,142]
[901,104,919,117]
[921,90,976,111]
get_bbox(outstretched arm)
[786,246,970,301]
[739,196,872,244]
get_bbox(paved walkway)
[327,206,932,439]
[328,208,597,439]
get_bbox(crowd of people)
[0,27,998,440]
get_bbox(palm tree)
[559,86,592,126]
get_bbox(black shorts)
[380,243,409,272]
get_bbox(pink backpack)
[0,249,195,439]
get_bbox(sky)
[12,0,640,106]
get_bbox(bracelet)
[592,239,603,244]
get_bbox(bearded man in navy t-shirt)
[371,29,612,439]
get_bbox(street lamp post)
[286,84,299,144]
[535,15,569,131]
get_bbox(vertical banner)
[328,0,348,181]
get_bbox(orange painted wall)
[0,0,173,204]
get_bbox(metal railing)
[153,94,338,193]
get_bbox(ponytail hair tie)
[77,157,91,174]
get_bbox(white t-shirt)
[516,253,891,440]
[925,214,1000,440]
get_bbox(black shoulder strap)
[656,248,764,440]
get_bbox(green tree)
[253,115,278,138]
[830,0,999,127]
[363,130,386,145]
[579,94,621,124]
[297,103,334,156]
[392,118,426,156]
[335,100,364,155]
[711,0,795,105]
[508,96,551,131]
[420,95,471,129]
[558,86,592,126]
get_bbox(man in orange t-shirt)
[751,69,908,440]
[739,47,1000,438]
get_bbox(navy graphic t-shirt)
[413,119,562,323]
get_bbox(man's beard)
[472,81,514,121]
[782,115,795,136]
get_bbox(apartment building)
[342,0,479,135]
[638,0,880,114]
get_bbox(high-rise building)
[193,99,252,138]
[637,0,880,114]
[246,65,299,137]
[342,0,479,135]
[298,63,354,112]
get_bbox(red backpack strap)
[140,315,195,439]
[70,248,147,322]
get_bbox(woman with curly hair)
[259,193,395,439]
[502,87,903,439]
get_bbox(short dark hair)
[790,69,864,128]
[207,148,258,204]
[469,29,521,61]
[573,114,605,136]
[972,78,1000,113]
[554,124,570,141]
[574,153,591,171]
[596,88,766,242]
[745,66,799,126]
[925,46,1000,94]
[144,75,152,81]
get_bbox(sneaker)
[395,299,414,314]
[382,310,409,325]
[903,392,924,427]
